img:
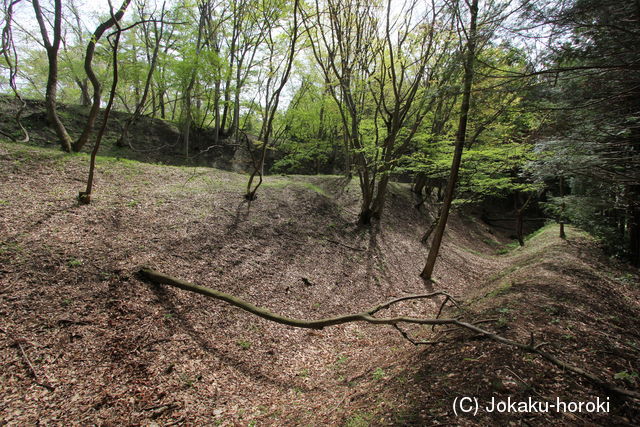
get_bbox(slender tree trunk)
[73,0,131,152]
[158,89,166,119]
[421,0,478,281]
[515,193,524,246]
[1,0,29,143]
[421,213,441,244]
[559,176,566,239]
[79,12,123,204]
[182,82,193,157]
[630,206,640,267]
[73,78,91,106]
[213,80,221,143]
[371,174,390,219]
[180,9,205,158]
[117,5,165,147]
[245,0,299,201]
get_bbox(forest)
[0,0,639,425]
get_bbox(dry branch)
[16,341,54,391]
[138,267,640,401]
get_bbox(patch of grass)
[335,354,348,366]
[67,258,83,267]
[524,225,549,242]
[373,367,385,380]
[261,179,290,190]
[482,237,501,247]
[298,368,310,378]
[544,305,562,315]
[178,373,197,388]
[615,273,639,287]
[296,181,327,197]
[463,248,483,256]
[237,340,252,350]
[496,240,520,255]
[484,264,519,284]
[345,412,373,427]
[485,282,513,298]
[614,370,638,384]
[0,241,22,255]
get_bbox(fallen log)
[138,266,640,401]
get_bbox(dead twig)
[16,342,54,391]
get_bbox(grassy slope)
[0,141,638,425]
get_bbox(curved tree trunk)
[73,0,132,153]
[79,6,124,204]
[32,0,72,152]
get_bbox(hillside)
[1,140,639,425]
[0,96,263,172]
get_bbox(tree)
[302,0,454,224]
[61,0,91,106]
[32,0,73,151]
[79,1,126,204]
[74,0,132,153]
[524,0,640,265]
[139,266,640,401]
[0,0,29,142]
[116,0,167,147]
[245,0,300,201]
[421,0,479,281]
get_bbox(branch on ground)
[138,267,640,401]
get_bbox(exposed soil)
[1,140,639,426]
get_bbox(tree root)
[138,267,640,401]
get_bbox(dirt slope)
[1,141,638,425]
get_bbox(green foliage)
[372,367,385,380]
[398,42,543,207]
[67,258,83,267]
[272,76,343,174]
[525,0,640,263]
[614,371,638,383]
[237,340,252,350]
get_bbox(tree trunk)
[413,174,427,195]
[73,0,131,152]
[421,0,478,281]
[182,85,193,158]
[74,78,91,106]
[371,174,390,219]
[516,210,524,246]
[245,0,299,201]
[559,176,566,239]
[79,8,123,205]
[117,6,164,148]
[630,206,640,267]
[32,0,73,152]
